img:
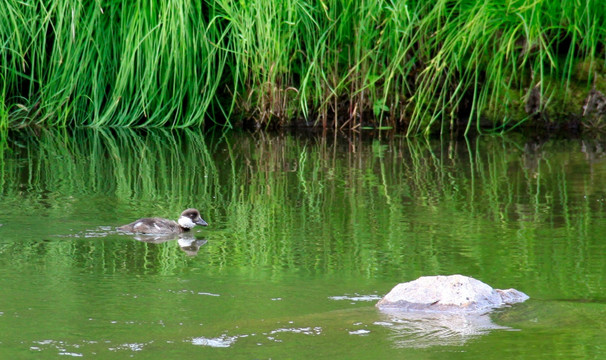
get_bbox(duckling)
[118,208,208,234]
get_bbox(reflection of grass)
[0,128,224,274]
[1,131,604,299]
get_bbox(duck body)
[118,208,208,234]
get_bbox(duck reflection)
[177,237,208,256]
[131,233,208,256]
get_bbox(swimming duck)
[117,208,208,234]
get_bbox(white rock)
[376,275,529,312]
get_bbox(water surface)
[0,129,605,359]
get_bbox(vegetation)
[0,0,605,134]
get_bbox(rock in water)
[583,88,606,117]
[376,275,529,312]
[525,83,542,115]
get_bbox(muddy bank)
[235,81,606,137]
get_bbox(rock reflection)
[131,233,208,256]
[581,140,606,163]
[375,308,510,348]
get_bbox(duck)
[117,208,208,234]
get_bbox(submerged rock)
[376,275,529,312]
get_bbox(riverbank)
[1,0,604,135]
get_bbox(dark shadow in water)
[129,233,208,256]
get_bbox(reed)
[0,0,604,133]
[0,0,228,128]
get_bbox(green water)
[0,129,605,359]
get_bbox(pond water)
[0,129,605,359]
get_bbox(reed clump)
[1,0,604,134]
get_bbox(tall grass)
[0,1,228,128]
[1,0,604,133]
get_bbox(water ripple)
[328,294,382,302]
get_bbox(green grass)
[0,0,604,134]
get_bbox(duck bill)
[196,218,208,226]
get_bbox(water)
[0,129,605,359]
